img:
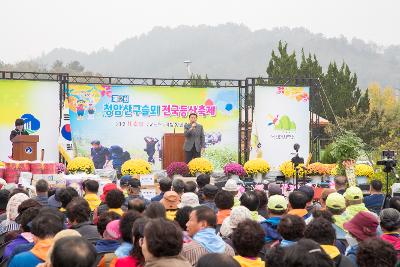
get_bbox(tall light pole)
[184,60,192,78]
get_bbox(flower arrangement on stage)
[244,159,270,175]
[0,161,4,168]
[188,158,213,176]
[67,157,95,174]
[224,162,246,177]
[166,162,189,177]
[121,159,152,175]
[307,162,337,176]
[355,164,374,179]
[279,160,305,178]
[56,163,67,174]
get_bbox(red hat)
[100,183,118,202]
[343,211,379,241]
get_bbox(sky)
[1,0,399,63]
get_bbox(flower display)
[330,165,339,176]
[244,158,270,175]
[67,157,95,174]
[0,161,4,168]
[355,164,374,178]
[223,162,246,177]
[188,158,213,176]
[56,163,67,174]
[279,160,305,178]
[121,159,152,175]
[307,162,337,176]
[166,162,189,177]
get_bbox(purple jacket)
[3,234,31,259]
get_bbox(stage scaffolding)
[0,71,323,164]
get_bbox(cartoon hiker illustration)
[76,100,86,120]
[87,103,96,119]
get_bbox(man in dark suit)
[10,118,29,141]
[183,113,205,163]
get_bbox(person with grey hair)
[380,208,400,254]
[172,178,185,196]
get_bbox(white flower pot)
[356,176,368,185]
[253,173,263,183]
[173,174,183,180]
[229,174,240,181]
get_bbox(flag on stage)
[58,100,74,162]
[250,119,263,159]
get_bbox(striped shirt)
[181,240,235,266]
[0,221,20,235]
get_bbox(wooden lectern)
[11,135,39,161]
[162,133,185,169]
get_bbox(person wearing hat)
[95,220,122,267]
[90,140,110,170]
[320,188,336,210]
[9,118,29,141]
[325,192,348,240]
[222,179,240,207]
[160,191,180,220]
[343,211,379,265]
[201,184,219,214]
[260,195,287,248]
[178,193,200,209]
[343,186,369,220]
[123,178,150,208]
[219,206,252,240]
[379,208,400,256]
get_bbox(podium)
[162,133,185,169]
[11,135,39,161]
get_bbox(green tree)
[321,62,361,122]
[266,41,298,84]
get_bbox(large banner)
[67,84,239,170]
[0,80,60,161]
[251,86,310,168]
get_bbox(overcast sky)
[1,0,398,63]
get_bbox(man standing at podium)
[183,113,205,163]
[9,118,29,141]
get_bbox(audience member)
[115,210,142,258]
[182,206,235,266]
[379,208,400,256]
[123,178,150,208]
[343,211,379,265]
[33,179,49,207]
[222,179,240,206]
[196,174,211,204]
[325,192,348,240]
[50,236,97,267]
[319,188,336,210]
[267,183,282,197]
[215,190,234,227]
[240,191,264,221]
[8,213,64,267]
[174,206,194,243]
[83,179,101,211]
[232,219,265,267]
[287,190,310,220]
[202,184,219,213]
[255,190,268,218]
[277,214,305,247]
[220,206,252,243]
[343,186,369,220]
[260,195,287,247]
[335,176,348,195]
[356,238,397,267]
[66,197,101,241]
[105,189,126,216]
[127,198,146,213]
[197,253,240,267]
[363,179,385,214]
[172,178,186,196]
[0,193,29,235]
[282,239,334,267]
[304,217,354,266]
[143,202,166,219]
[178,192,200,208]
[142,218,191,267]
[151,178,172,202]
[160,191,180,220]
[184,181,197,193]
[390,196,400,212]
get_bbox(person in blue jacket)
[260,195,288,247]
[109,145,130,176]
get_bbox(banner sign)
[251,86,310,168]
[0,80,60,161]
[67,84,239,170]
